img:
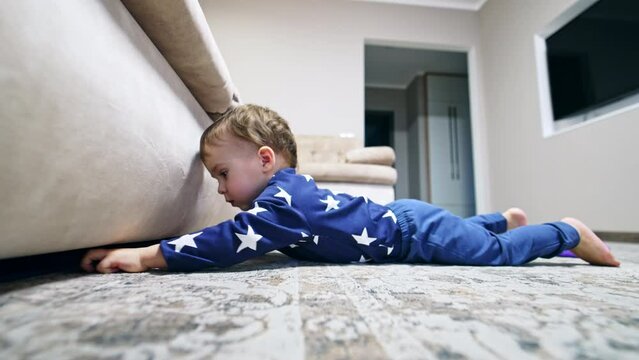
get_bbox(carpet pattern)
[1,243,638,359]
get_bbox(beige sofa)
[0,0,398,260]
[296,135,397,204]
[0,0,239,259]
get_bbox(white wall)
[200,0,480,138]
[202,0,637,232]
[479,0,639,231]
[200,0,489,210]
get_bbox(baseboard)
[595,231,639,243]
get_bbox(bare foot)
[503,208,528,230]
[561,217,620,267]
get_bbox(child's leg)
[463,213,507,233]
[464,208,527,234]
[424,221,579,265]
[399,201,618,266]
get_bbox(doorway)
[365,110,394,147]
[364,43,476,217]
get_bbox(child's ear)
[257,146,276,170]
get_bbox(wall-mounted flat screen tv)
[546,0,639,120]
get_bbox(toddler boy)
[81,104,620,273]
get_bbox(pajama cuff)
[542,221,581,259]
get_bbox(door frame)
[364,39,488,214]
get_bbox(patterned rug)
[1,243,638,359]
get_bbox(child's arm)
[81,244,167,273]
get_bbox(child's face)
[201,133,273,211]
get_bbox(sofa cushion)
[0,0,239,259]
[296,135,360,163]
[345,146,395,166]
[299,163,397,185]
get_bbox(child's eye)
[220,170,228,178]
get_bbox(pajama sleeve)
[159,198,311,271]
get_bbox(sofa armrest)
[122,0,238,116]
[345,146,395,166]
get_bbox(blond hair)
[200,104,297,167]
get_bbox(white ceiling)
[354,0,487,11]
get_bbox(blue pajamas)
[464,212,508,234]
[160,168,581,271]
[388,199,580,265]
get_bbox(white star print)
[298,231,319,247]
[352,255,371,263]
[320,195,340,212]
[383,209,397,223]
[352,228,377,246]
[302,174,314,182]
[300,231,319,245]
[168,232,202,252]
[382,245,394,255]
[274,186,292,206]
[235,225,263,253]
[247,202,267,216]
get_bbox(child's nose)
[217,185,225,194]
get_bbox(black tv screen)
[546,0,639,120]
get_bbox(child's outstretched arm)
[81,245,167,273]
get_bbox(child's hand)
[81,248,149,273]
[81,244,168,273]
